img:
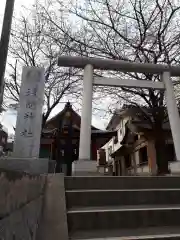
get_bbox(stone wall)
[169,162,180,173]
[0,169,46,239]
[0,158,56,174]
[36,174,69,240]
[73,160,97,175]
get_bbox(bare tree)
[41,0,180,174]
[5,5,82,128]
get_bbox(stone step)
[65,176,180,190]
[66,189,180,209]
[69,227,180,240]
[67,205,180,232]
[72,236,180,240]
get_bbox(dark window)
[114,133,118,144]
[125,155,131,168]
[166,144,176,162]
[134,135,138,141]
[139,147,148,164]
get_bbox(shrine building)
[39,102,115,161]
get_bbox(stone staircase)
[64,176,180,240]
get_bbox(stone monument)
[13,67,45,158]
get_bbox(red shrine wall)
[91,141,98,160]
[40,139,98,161]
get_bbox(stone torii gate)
[58,56,180,163]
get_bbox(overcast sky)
[0,0,109,135]
[0,0,33,134]
[0,0,31,27]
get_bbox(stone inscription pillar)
[13,67,45,158]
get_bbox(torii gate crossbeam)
[58,56,180,163]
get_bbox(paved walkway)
[72,160,180,176]
[71,227,180,239]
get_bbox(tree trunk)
[153,123,169,175]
